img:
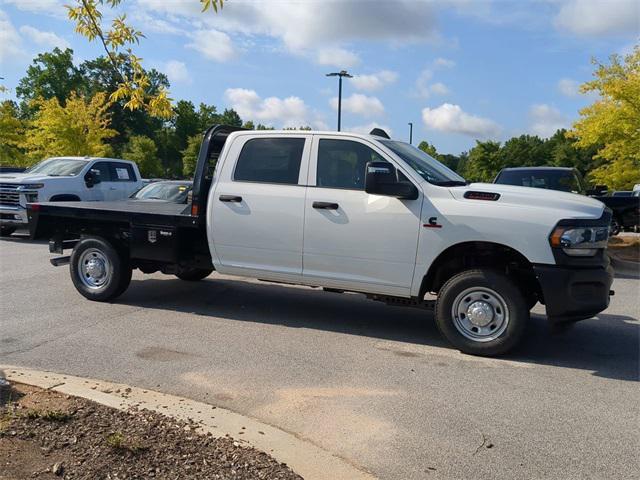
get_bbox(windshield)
[379,140,466,186]
[131,182,191,203]
[27,158,88,176]
[495,169,582,193]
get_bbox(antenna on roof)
[369,128,390,139]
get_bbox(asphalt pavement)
[1,234,638,479]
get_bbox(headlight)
[17,183,44,190]
[550,225,609,256]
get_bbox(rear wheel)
[435,269,528,356]
[0,226,16,237]
[70,237,132,301]
[175,268,213,281]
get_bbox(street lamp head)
[326,71,353,78]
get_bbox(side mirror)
[84,169,101,188]
[364,161,419,200]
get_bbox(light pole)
[326,70,352,131]
[408,122,413,144]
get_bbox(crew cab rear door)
[302,135,423,296]
[210,134,311,278]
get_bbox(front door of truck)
[211,134,311,278]
[89,161,120,201]
[302,136,422,295]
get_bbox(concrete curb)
[1,365,376,480]
[608,252,639,278]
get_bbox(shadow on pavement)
[117,275,639,382]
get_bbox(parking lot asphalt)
[1,234,639,480]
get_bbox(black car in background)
[494,167,639,234]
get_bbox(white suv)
[0,156,143,236]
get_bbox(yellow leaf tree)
[23,92,116,162]
[0,101,27,166]
[66,0,223,119]
[569,45,640,190]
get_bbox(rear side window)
[110,163,136,182]
[234,138,305,185]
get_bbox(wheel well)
[420,241,539,299]
[49,194,81,201]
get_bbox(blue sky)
[1,0,638,154]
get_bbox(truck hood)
[449,182,605,219]
[0,173,73,183]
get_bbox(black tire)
[610,217,621,236]
[175,268,213,281]
[435,269,528,356]
[70,236,132,301]
[0,226,16,237]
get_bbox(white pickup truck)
[0,156,143,236]
[28,126,614,356]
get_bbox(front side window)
[27,158,88,176]
[91,162,112,182]
[316,139,385,190]
[234,137,305,185]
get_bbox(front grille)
[0,184,21,207]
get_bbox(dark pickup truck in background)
[494,166,640,234]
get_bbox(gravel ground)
[0,382,301,480]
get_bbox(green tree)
[0,101,27,166]
[418,141,439,159]
[218,108,243,127]
[181,134,202,178]
[569,46,640,189]
[498,134,550,169]
[22,92,116,162]
[463,140,502,182]
[123,135,162,177]
[16,48,85,113]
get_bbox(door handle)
[219,195,243,202]
[313,201,339,210]
[109,187,117,190]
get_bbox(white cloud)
[433,57,455,68]
[316,47,360,68]
[415,70,451,98]
[0,9,23,63]
[557,78,580,97]
[19,25,69,49]
[330,93,385,117]
[1,0,64,17]
[422,103,501,138]
[186,29,237,62]
[350,70,398,91]
[137,0,440,66]
[347,123,393,136]
[162,60,191,85]
[528,104,568,138]
[225,88,324,128]
[554,0,639,37]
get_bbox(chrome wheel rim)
[77,248,111,289]
[451,287,509,342]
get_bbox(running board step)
[50,256,70,267]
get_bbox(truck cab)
[0,156,142,236]
[27,126,614,356]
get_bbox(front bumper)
[0,205,28,226]
[534,261,614,323]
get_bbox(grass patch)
[106,432,148,453]
[24,409,71,422]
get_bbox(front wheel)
[70,236,132,302]
[435,269,528,356]
[175,268,213,281]
[0,226,17,237]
